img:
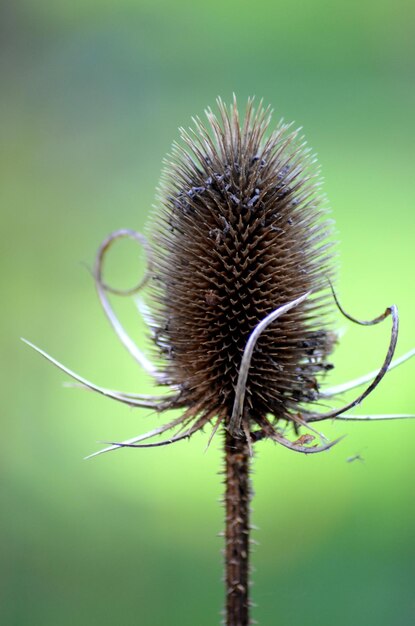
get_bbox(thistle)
[24,97,415,626]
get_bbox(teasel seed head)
[24,96,413,456]
[150,97,336,432]
[22,96,414,626]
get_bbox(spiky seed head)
[150,98,336,428]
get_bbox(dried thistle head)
[24,97,415,455]
[151,99,335,431]
[22,96,415,626]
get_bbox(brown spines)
[150,98,335,426]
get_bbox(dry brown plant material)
[24,97,415,626]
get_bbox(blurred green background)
[2,1,415,624]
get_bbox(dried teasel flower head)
[24,97,415,456]
[22,97,415,626]
[151,98,335,437]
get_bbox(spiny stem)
[224,428,251,626]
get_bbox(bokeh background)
[2,1,415,624]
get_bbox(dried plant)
[24,97,415,626]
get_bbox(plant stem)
[224,428,251,626]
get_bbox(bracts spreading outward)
[24,98,415,626]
